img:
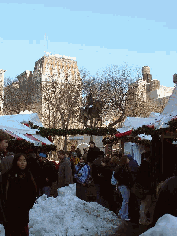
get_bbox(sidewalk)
[113,221,151,236]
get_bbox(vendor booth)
[114,85,177,181]
[0,112,55,152]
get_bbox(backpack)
[85,165,93,185]
[75,164,85,176]
[111,171,118,186]
[75,164,92,185]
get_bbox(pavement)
[113,221,151,236]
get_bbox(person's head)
[79,157,85,164]
[11,153,28,171]
[38,152,47,161]
[57,150,65,160]
[89,141,95,148]
[71,146,75,151]
[119,155,130,166]
[98,151,104,159]
[76,148,81,152]
[80,155,87,164]
[0,130,10,152]
[111,155,120,165]
[65,151,70,158]
[73,152,77,157]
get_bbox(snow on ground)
[140,214,177,236]
[0,184,121,236]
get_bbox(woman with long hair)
[114,155,133,221]
[2,153,37,236]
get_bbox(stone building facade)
[126,66,174,117]
[3,54,82,129]
[33,54,82,128]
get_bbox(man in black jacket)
[87,141,100,164]
[137,152,153,225]
[92,151,104,206]
[38,153,57,197]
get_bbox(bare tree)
[3,77,21,114]
[42,75,82,151]
[3,75,36,115]
[80,64,141,127]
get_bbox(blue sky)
[0,0,177,87]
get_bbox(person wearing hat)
[38,152,57,197]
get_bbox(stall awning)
[0,113,54,146]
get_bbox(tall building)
[3,54,82,129]
[32,54,82,127]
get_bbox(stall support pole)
[121,139,124,155]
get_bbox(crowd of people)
[0,130,176,236]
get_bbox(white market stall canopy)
[117,116,157,140]
[155,86,177,129]
[0,113,54,146]
[117,86,177,140]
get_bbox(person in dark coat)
[38,152,57,197]
[87,141,100,164]
[152,175,177,226]
[76,148,82,159]
[98,158,114,210]
[92,151,105,206]
[127,154,139,182]
[2,153,37,236]
[0,130,11,225]
[136,151,154,225]
[125,154,140,225]
[1,152,14,175]
[114,155,134,221]
[27,153,41,195]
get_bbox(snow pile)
[140,214,177,236]
[29,184,120,236]
[0,225,5,236]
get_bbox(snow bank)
[0,184,121,236]
[29,184,121,235]
[140,214,177,236]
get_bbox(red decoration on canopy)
[171,117,177,121]
[24,123,30,127]
[48,136,53,142]
[115,130,132,138]
[147,125,154,129]
[24,134,47,146]
[4,130,23,140]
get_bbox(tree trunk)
[63,135,68,152]
[90,135,93,142]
